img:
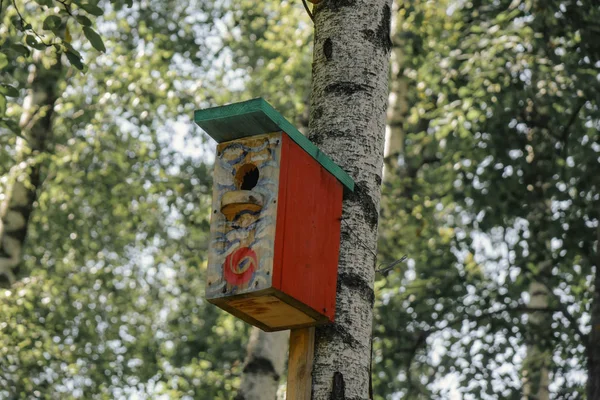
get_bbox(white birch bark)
[383,1,408,179]
[235,328,289,400]
[522,258,552,400]
[0,53,61,285]
[307,1,392,398]
[587,219,600,399]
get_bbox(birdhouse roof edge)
[194,98,355,192]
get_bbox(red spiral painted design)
[223,247,258,286]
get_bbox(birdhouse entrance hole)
[196,99,355,332]
[221,163,264,221]
[236,163,259,190]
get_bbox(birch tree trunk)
[587,220,600,400]
[521,210,553,398]
[0,53,61,286]
[307,1,392,398]
[383,2,408,179]
[235,328,289,400]
[522,279,551,400]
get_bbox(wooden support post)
[287,327,315,400]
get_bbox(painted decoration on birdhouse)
[195,98,355,332]
[206,133,281,298]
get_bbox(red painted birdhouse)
[194,98,354,332]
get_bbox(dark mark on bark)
[337,272,375,307]
[10,205,31,216]
[316,323,362,349]
[361,29,376,45]
[339,229,351,243]
[378,4,392,53]
[309,129,347,146]
[242,356,279,381]
[324,38,333,60]
[309,132,323,146]
[313,106,323,121]
[324,82,370,96]
[6,227,27,243]
[330,371,346,399]
[375,174,382,186]
[328,0,356,11]
[347,182,379,229]
[360,4,392,53]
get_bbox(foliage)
[0,0,252,398]
[219,0,313,126]
[1,0,598,398]
[375,0,599,398]
[0,0,131,134]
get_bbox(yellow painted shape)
[220,190,264,221]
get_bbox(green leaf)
[0,94,6,116]
[33,0,53,5]
[43,15,62,32]
[63,42,82,57]
[0,53,7,69]
[83,27,105,52]
[0,85,19,97]
[10,16,22,29]
[76,15,93,26]
[10,44,31,57]
[25,35,41,48]
[79,3,103,16]
[0,118,19,133]
[65,50,84,70]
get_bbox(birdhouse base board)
[208,288,331,332]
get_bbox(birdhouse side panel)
[206,132,283,299]
[274,134,343,322]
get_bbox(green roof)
[194,98,354,192]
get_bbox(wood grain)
[276,134,343,322]
[287,327,315,400]
[206,133,281,300]
[228,295,315,329]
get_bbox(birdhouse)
[194,98,354,332]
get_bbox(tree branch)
[56,0,78,20]
[12,0,52,47]
[560,98,587,179]
[561,98,586,140]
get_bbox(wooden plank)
[227,295,316,329]
[278,134,342,323]
[194,98,355,192]
[287,327,315,400]
[272,134,290,292]
[209,288,330,332]
[205,133,282,300]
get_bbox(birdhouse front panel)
[206,132,282,299]
[195,98,355,332]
